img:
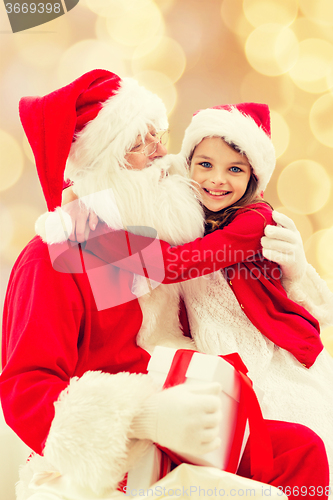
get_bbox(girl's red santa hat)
[19,69,168,211]
[180,102,275,193]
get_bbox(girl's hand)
[61,187,99,242]
[261,211,307,281]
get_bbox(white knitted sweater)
[180,270,333,485]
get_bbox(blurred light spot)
[270,110,290,158]
[220,0,253,39]
[245,24,298,76]
[134,71,177,115]
[132,36,186,84]
[0,63,54,133]
[310,93,333,147]
[127,34,164,60]
[95,16,135,61]
[0,204,14,253]
[106,0,164,47]
[299,0,333,26]
[292,17,326,42]
[304,229,329,277]
[0,130,24,192]
[14,16,71,69]
[154,0,176,13]
[240,72,295,114]
[311,202,333,229]
[18,42,63,69]
[86,0,134,17]
[57,40,127,87]
[1,204,42,265]
[317,227,333,274]
[289,39,333,93]
[243,0,298,28]
[22,135,35,165]
[166,10,202,69]
[277,160,331,214]
[274,206,313,243]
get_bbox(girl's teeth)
[207,190,229,196]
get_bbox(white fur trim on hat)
[65,78,168,198]
[35,208,73,244]
[180,107,275,193]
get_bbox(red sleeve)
[0,257,83,454]
[84,204,273,285]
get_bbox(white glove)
[130,382,222,456]
[261,210,307,281]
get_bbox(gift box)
[126,347,271,493]
[148,346,247,470]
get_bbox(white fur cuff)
[43,371,156,496]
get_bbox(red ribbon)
[157,349,273,479]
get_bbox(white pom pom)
[35,208,73,244]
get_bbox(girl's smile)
[190,137,252,212]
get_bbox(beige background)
[1,1,333,498]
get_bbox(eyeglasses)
[127,130,169,157]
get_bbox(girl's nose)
[211,171,226,184]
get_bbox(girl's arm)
[84,204,271,284]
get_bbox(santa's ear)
[35,208,73,244]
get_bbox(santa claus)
[0,70,330,500]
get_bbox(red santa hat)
[180,103,275,193]
[19,69,168,211]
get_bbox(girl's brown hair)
[189,139,272,235]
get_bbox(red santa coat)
[85,203,323,368]
[1,235,158,494]
[1,236,153,452]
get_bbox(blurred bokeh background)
[1,0,333,498]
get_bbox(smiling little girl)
[177,103,333,485]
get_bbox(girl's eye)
[230,166,242,173]
[200,162,212,168]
